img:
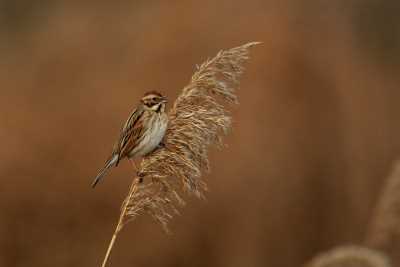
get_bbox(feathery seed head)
[305,246,390,267]
[122,42,260,232]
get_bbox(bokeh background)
[1,1,400,266]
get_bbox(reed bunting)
[92,91,168,188]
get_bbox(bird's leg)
[129,159,143,183]
[129,158,137,171]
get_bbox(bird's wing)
[114,105,145,160]
[91,105,144,187]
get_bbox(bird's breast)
[132,113,168,157]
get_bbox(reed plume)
[305,245,391,267]
[101,42,260,267]
[366,160,400,250]
[304,161,400,267]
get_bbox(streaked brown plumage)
[92,91,168,188]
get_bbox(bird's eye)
[152,97,157,101]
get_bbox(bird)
[91,91,168,188]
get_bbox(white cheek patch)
[151,103,160,111]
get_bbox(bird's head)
[141,91,167,113]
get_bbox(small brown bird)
[92,91,168,188]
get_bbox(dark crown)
[143,90,163,97]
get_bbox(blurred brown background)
[1,1,400,266]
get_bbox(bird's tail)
[91,154,118,188]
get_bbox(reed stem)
[101,178,139,267]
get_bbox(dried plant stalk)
[305,246,391,267]
[365,161,400,250]
[101,178,140,267]
[101,42,260,267]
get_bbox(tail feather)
[91,155,118,188]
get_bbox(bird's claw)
[157,142,166,149]
[137,171,145,183]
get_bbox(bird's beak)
[161,96,168,103]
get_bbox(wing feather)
[119,120,145,158]
[113,105,145,163]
